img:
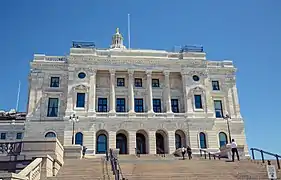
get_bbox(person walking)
[181,146,186,160]
[231,139,239,162]
[186,146,192,160]
[82,146,87,158]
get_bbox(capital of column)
[128,70,134,77]
[163,70,170,77]
[146,70,152,76]
[90,69,97,76]
[109,69,115,75]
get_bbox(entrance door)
[156,133,164,154]
[136,133,146,154]
[116,133,128,154]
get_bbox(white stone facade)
[24,29,248,155]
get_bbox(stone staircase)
[47,155,280,180]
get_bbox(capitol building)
[24,28,248,156]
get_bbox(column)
[109,69,116,115]
[149,131,156,154]
[164,71,173,115]
[128,70,135,115]
[232,84,242,118]
[181,72,188,113]
[146,70,154,114]
[88,70,96,116]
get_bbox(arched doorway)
[136,133,146,154]
[116,133,128,154]
[75,132,83,146]
[175,134,181,149]
[156,130,168,154]
[219,132,228,147]
[199,132,207,149]
[96,133,108,154]
[175,130,186,149]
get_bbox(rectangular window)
[98,98,107,112]
[212,81,220,91]
[152,79,160,87]
[135,78,142,87]
[47,98,59,117]
[214,100,223,118]
[116,98,126,112]
[171,99,179,113]
[16,132,23,140]
[117,78,125,87]
[153,99,161,113]
[50,77,60,87]
[135,98,144,112]
[0,133,6,140]
[194,95,203,109]
[76,93,85,108]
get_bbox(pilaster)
[109,69,116,116]
[168,131,175,154]
[146,70,154,116]
[149,131,156,154]
[88,70,97,117]
[129,131,136,154]
[164,71,173,117]
[108,131,116,149]
[128,70,136,117]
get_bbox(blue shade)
[136,133,146,154]
[50,77,60,87]
[0,133,6,140]
[153,99,161,112]
[75,132,83,146]
[214,100,223,118]
[134,78,142,87]
[116,134,127,154]
[16,132,23,139]
[212,81,220,91]
[97,134,107,154]
[175,134,182,149]
[116,98,126,112]
[194,95,202,109]
[135,98,143,112]
[78,72,86,79]
[45,132,56,138]
[47,98,59,117]
[152,79,160,87]
[219,132,228,147]
[98,98,107,112]
[171,99,179,113]
[117,78,125,87]
[76,93,85,108]
[199,132,207,149]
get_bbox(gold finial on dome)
[116,28,119,34]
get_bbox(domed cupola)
[110,28,126,49]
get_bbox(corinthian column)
[109,69,116,116]
[181,72,188,113]
[164,71,173,116]
[88,70,97,116]
[128,70,135,116]
[146,70,154,115]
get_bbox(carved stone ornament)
[73,84,89,92]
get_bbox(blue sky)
[1,0,281,155]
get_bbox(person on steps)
[231,139,239,162]
[186,146,192,160]
[181,146,186,160]
[82,146,87,158]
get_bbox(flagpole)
[128,13,131,49]
[16,80,21,112]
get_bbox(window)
[75,132,83,146]
[0,133,6,140]
[214,100,223,118]
[219,132,228,147]
[135,98,144,112]
[152,79,160,87]
[192,75,200,81]
[47,98,59,117]
[45,132,56,138]
[50,77,60,87]
[171,99,179,113]
[96,134,107,154]
[153,99,161,113]
[98,98,107,112]
[76,93,85,108]
[212,81,220,91]
[175,134,182,149]
[16,132,23,140]
[135,78,142,87]
[194,95,203,109]
[117,78,125,87]
[116,98,126,112]
[199,132,207,149]
[78,72,86,79]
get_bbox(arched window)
[199,132,207,149]
[45,132,56,138]
[219,132,228,147]
[75,132,83,146]
[96,134,107,154]
[175,134,182,149]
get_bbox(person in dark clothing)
[82,146,87,158]
[186,146,192,160]
[231,139,239,162]
[181,147,186,160]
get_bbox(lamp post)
[69,114,79,145]
[223,114,232,143]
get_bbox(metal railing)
[199,149,221,160]
[156,147,166,157]
[106,149,127,180]
[250,148,281,169]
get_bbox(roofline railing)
[250,148,280,169]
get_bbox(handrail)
[250,148,280,169]
[199,149,220,160]
[107,149,127,180]
[156,147,165,157]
